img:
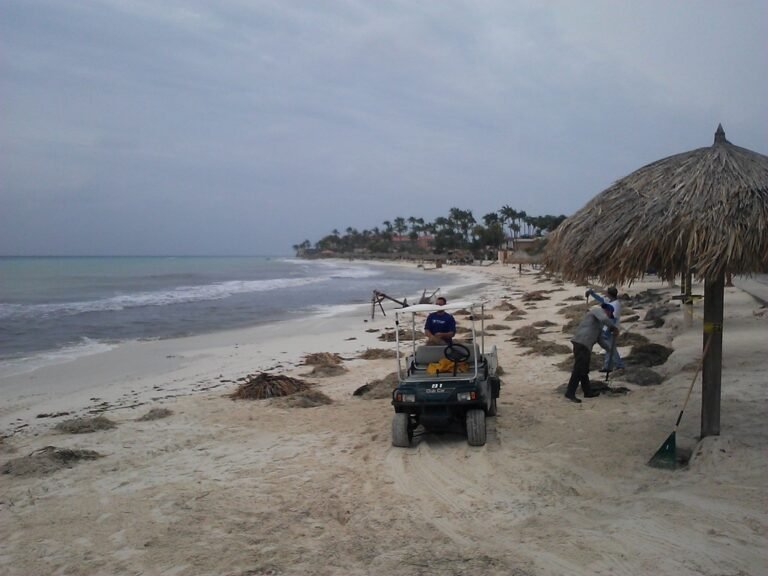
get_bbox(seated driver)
[424,296,456,345]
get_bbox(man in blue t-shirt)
[424,296,456,345]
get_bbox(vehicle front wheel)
[466,409,486,446]
[392,413,412,447]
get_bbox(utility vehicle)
[391,301,500,447]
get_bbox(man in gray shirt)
[566,303,620,403]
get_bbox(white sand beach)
[1,264,766,576]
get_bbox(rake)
[648,334,713,469]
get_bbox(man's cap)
[606,287,618,298]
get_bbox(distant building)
[499,237,545,265]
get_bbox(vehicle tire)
[392,413,411,447]
[466,409,486,446]
[487,397,497,417]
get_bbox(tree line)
[293,205,567,257]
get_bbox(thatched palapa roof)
[543,125,768,439]
[544,125,768,284]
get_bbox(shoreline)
[0,259,489,437]
[2,263,766,575]
[0,256,472,375]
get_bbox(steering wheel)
[444,343,470,363]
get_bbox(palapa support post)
[684,268,693,304]
[701,271,725,438]
[684,266,694,326]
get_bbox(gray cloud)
[2,0,766,255]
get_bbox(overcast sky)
[2,1,766,256]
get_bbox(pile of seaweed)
[2,446,103,477]
[358,348,397,360]
[231,373,312,400]
[353,372,399,399]
[509,324,571,356]
[55,416,117,434]
[302,352,343,366]
[301,351,348,377]
[522,291,550,302]
[273,389,333,408]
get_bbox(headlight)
[396,393,416,402]
[457,391,477,401]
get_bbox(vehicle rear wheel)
[392,413,412,447]
[466,409,486,446]
[487,397,498,417]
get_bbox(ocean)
[0,256,471,376]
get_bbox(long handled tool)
[604,332,618,384]
[648,334,713,469]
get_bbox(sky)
[1,1,766,256]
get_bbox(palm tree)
[499,205,518,240]
[448,207,475,244]
[517,210,528,237]
[471,223,485,246]
[393,217,407,237]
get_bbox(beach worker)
[565,303,619,403]
[424,296,456,345]
[586,286,625,371]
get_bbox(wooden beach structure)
[543,125,768,438]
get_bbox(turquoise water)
[0,256,463,369]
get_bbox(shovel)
[648,334,713,469]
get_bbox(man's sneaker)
[565,394,582,404]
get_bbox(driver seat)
[414,345,447,368]
[413,343,484,371]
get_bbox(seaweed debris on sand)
[273,389,333,408]
[136,408,173,421]
[302,352,343,366]
[353,372,399,399]
[2,446,103,477]
[358,348,397,360]
[55,416,117,434]
[231,373,312,400]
